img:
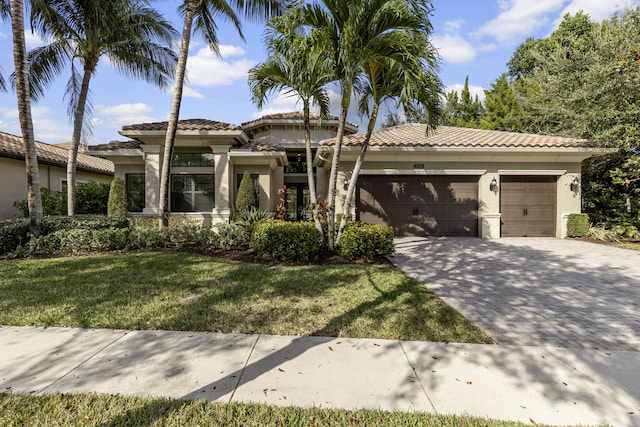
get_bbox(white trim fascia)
[89,149,143,157]
[360,169,487,176]
[498,169,567,176]
[119,129,248,143]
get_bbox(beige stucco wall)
[232,165,272,212]
[0,157,112,219]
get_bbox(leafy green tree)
[441,76,482,128]
[158,0,284,228]
[28,0,177,216]
[301,0,436,250]
[249,6,331,240]
[108,178,129,220]
[479,73,524,131]
[235,171,259,214]
[7,0,44,236]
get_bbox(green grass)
[0,393,540,426]
[0,252,492,343]
[616,241,640,251]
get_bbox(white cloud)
[186,46,255,87]
[432,34,477,64]
[445,83,487,103]
[473,0,562,46]
[249,91,303,119]
[555,0,638,25]
[31,106,73,142]
[93,103,161,137]
[182,86,206,99]
[24,30,48,49]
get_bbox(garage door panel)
[500,176,556,237]
[357,175,478,237]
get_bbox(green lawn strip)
[616,242,640,251]
[0,393,546,426]
[0,252,492,343]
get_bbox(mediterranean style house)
[89,112,610,238]
[0,130,114,220]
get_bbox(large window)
[126,174,145,212]
[171,174,214,212]
[172,153,214,167]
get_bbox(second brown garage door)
[357,175,478,236]
[500,176,557,237]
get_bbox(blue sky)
[0,0,638,145]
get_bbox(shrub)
[235,171,259,214]
[77,181,110,215]
[129,227,170,249]
[339,222,395,260]
[251,220,319,262]
[566,213,590,237]
[0,219,31,254]
[586,226,619,242]
[43,215,129,233]
[214,223,249,250]
[108,178,129,219]
[235,206,271,234]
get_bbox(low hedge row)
[251,220,320,262]
[338,222,395,260]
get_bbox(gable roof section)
[320,124,601,150]
[242,111,359,135]
[0,130,114,175]
[122,118,242,131]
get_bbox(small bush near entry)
[108,178,129,219]
[566,213,590,237]
[0,219,30,254]
[251,220,319,262]
[339,222,395,260]
[235,171,259,214]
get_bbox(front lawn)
[0,251,492,343]
[0,393,536,426]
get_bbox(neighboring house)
[89,112,610,238]
[0,130,114,219]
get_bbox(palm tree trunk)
[336,103,378,245]
[326,102,349,251]
[67,63,94,216]
[11,0,43,236]
[158,3,195,229]
[303,101,324,243]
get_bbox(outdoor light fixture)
[490,177,499,194]
[570,177,580,194]
[343,179,349,191]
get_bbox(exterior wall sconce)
[570,177,580,194]
[343,179,349,191]
[489,177,499,194]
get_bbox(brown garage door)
[500,176,556,237]
[357,175,478,236]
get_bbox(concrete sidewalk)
[1,326,638,426]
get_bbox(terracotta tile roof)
[321,124,599,149]
[89,140,143,151]
[0,131,114,175]
[242,112,339,127]
[238,140,284,152]
[122,119,242,131]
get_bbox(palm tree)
[28,0,178,216]
[336,51,443,244]
[302,0,436,250]
[7,0,44,235]
[158,0,284,228]
[249,7,332,241]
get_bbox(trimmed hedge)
[566,213,590,237]
[251,220,320,262]
[339,222,395,260]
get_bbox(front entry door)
[286,183,311,221]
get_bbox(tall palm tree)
[158,0,284,228]
[28,0,178,216]
[7,0,44,236]
[249,7,332,241]
[336,51,443,244]
[302,0,436,250]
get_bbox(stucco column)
[211,145,232,222]
[478,172,501,238]
[273,166,284,211]
[141,145,161,214]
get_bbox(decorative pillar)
[141,145,161,214]
[211,145,232,222]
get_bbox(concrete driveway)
[391,237,640,351]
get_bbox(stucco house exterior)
[89,112,609,238]
[0,130,114,219]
